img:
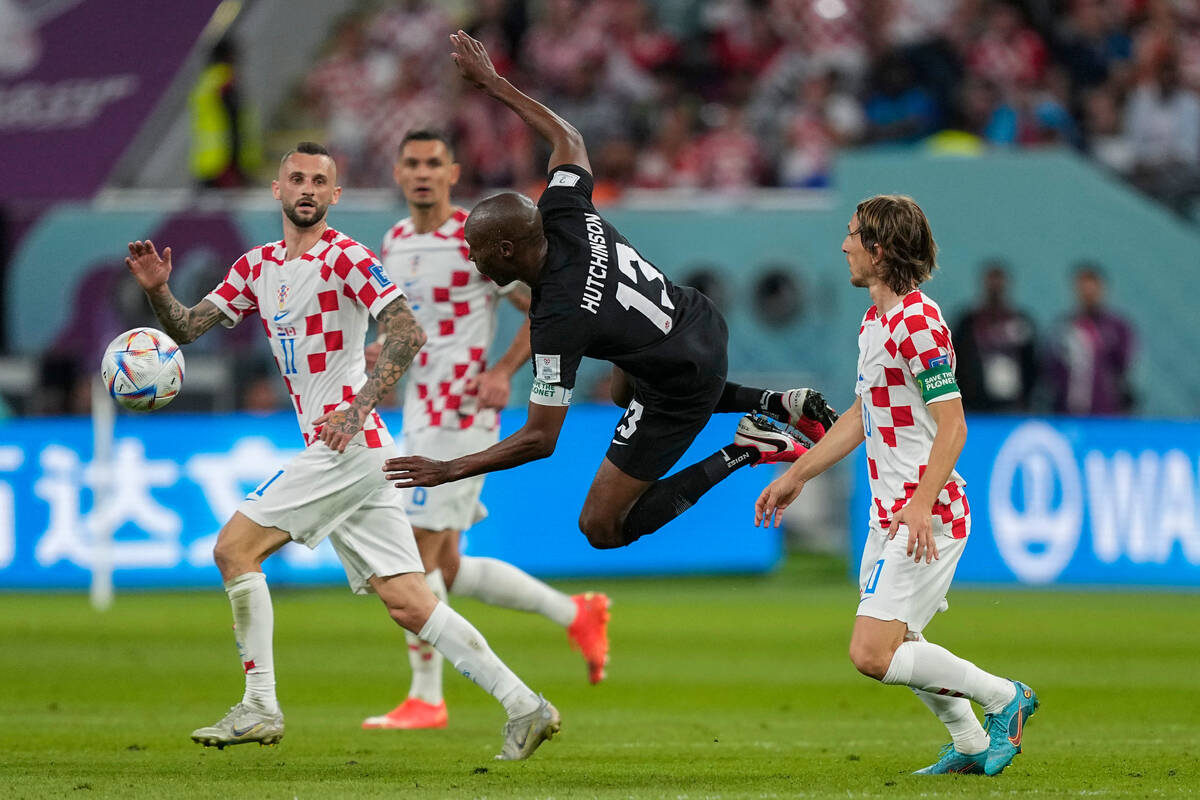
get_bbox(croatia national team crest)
[277,283,289,309]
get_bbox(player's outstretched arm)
[384,402,568,488]
[449,30,591,174]
[755,397,865,527]
[126,240,225,344]
[317,297,426,452]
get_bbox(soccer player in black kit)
[385,31,838,549]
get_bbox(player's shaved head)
[463,192,546,286]
[464,192,540,245]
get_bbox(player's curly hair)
[854,195,937,295]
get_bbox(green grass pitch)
[1,555,1197,799]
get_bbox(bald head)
[464,192,540,245]
[463,192,547,287]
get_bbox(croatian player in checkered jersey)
[386,32,840,551]
[359,129,610,732]
[123,142,560,760]
[755,195,1038,776]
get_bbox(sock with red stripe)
[405,569,446,704]
[226,572,279,715]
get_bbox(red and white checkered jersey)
[381,208,510,432]
[205,228,404,448]
[856,290,969,538]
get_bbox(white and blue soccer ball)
[100,327,185,411]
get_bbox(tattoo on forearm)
[147,293,223,344]
[351,299,426,418]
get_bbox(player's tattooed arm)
[317,298,426,452]
[146,294,225,345]
[125,239,224,344]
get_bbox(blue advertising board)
[852,417,1200,587]
[0,406,782,589]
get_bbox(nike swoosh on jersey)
[610,440,629,446]
[273,312,288,322]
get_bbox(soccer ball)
[100,327,186,411]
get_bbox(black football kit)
[529,164,728,480]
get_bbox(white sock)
[225,572,279,714]
[453,555,577,627]
[882,641,1016,713]
[418,601,540,718]
[406,570,446,705]
[912,689,989,754]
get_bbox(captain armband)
[915,363,959,402]
[530,379,573,407]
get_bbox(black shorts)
[604,294,729,481]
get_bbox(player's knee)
[212,532,249,578]
[577,511,624,550]
[848,641,891,681]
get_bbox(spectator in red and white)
[304,15,380,181]
[777,69,865,188]
[968,2,1049,91]
[693,103,766,190]
[772,0,876,87]
[601,0,683,104]
[371,0,453,67]
[365,56,448,187]
[704,0,785,83]
[632,101,703,189]
[522,0,607,95]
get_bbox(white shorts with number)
[399,425,498,532]
[856,516,970,634]
[237,441,421,595]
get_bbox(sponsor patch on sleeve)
[530,379,573,407]
[548,170,581,188]
[535,354,561,383]
[926,353,949,368]
[916,363,959,402]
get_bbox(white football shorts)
[399,425,498,532]
[856,514,970,634]
[237,441,421,595]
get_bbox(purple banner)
[1,0,221,200]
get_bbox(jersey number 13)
[615,242,675,334]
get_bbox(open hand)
[754,474,806,528]
[125,240,172,292]
[886,503,939,563]
[384,455,453,488]
[313,407,366,453]
[450,30,500,91]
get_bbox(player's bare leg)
[371,572,559,759]
[192,513,292,749]
[577,458,653,549]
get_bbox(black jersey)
[529,164,724,399]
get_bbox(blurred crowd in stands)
[293,0,1200,211]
